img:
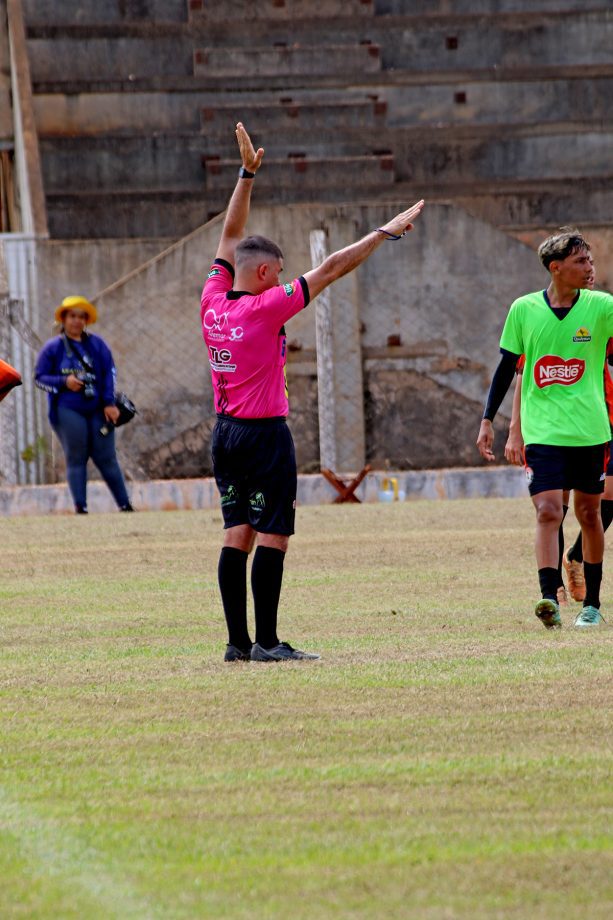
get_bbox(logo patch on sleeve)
[207,268,221,278]
[534,355,585,388]
[283,282,295,296]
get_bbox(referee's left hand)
[235,122,264,173]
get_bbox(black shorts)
[211,415,297,535]
[524,443,609,497]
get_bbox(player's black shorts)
[607,437,613,478]
[211,415,297,535]
[524,443,609,497]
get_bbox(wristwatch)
[238,166,255,179]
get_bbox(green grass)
[1,499,612,919]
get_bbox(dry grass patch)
[0,499,612,919]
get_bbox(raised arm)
[303,200,425,300]
[215,123,264,266]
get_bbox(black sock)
[557,504,568,587]
[538,567,559,602]
[251,546,285,649]
[567,530,583,564]
[218,547,251,650]
[601,499,613,533]
[583,560,603,609]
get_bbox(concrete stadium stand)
[0,467,527,516]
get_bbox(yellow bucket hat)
[54,295,97,325]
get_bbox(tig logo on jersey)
[534,355,585,388]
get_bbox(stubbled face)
[62,309,88,338]
[552,247,595,290]
[262,258,283,289]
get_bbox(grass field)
[1,498,612,919]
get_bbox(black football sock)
[538,567,559,603]
[583,561,603,610]
[566,528,583,563]
[218,547,251,650]
[251,545,285,649]
[557,504,569,587]
[601,499,613,533]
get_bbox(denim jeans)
[53,405,130,510]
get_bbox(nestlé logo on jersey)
[534,355,585,388]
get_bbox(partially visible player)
[0,358,22,402]
[562,340,613,598]
[477,228,613,629]
[504,355,571,607]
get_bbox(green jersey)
[499,289,613,446]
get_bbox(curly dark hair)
[537,227,591,271]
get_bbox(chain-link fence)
[0,236,48,486]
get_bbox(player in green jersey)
[477,228,613,629]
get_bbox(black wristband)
[238,166,255,179]
[375,227,404,240]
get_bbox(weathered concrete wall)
[32,200,545,479]
[33,237,174,338]
[0,465,529,517]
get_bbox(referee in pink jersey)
[201,123,424,662]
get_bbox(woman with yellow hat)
[34,296,133,513]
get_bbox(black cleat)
[250,641,320,662]
[224,644,252,662]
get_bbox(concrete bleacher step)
[188,0,374,19]
[38,118,612,202]
[392,127,613,186]
[22,0,187,25]
[193,43,381,79]
[455,180,613,231]
[203,154,395,194]
[38,129,396,192]
[199,98,388,134]
[384,176,613,231]
[25,7,612,88]
[45,189,214,239]
[27,36,194,83]
[186,9,613,81]
[32,71,611,139]
[34,91,206,136]
[377,0,613,15]
[45,170,613,241]
[32,91,387,137]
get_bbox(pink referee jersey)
[200,259,310,418]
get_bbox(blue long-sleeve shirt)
[34,333,116,422]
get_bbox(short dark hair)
[235,235,284,266]
[537,227,591,271]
